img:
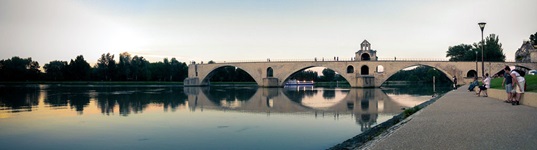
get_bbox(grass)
[403,106,422,118]
[490,75,537,92]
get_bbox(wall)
[487,88,537,108]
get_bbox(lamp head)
[478,22,486,31]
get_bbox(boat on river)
[285,79,314,86]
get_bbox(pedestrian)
[477,73,490,97]
[468,77,478,91]
[510,69,526,105]
[452,76,457,89]
[502,66,514,103]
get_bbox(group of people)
[467,65,525,105]
[502,66,526,105]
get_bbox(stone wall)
[487,88,537,108]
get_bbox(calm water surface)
[0,84,450,149]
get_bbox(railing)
[377,58,449,62]
[190,58,521,64]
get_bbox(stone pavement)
[367,85,537,150]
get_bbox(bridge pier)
[355,76,376,88]
[263,77,280,87]
[184,77,208,86]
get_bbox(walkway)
[367,85,537,150]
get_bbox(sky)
[1,0,536,66]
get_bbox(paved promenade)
[368,85,537,150]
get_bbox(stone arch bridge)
[184,60,536,88]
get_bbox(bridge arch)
[347,65,354,73]
[200,65,262,86]
[267,67,273,77]
[280,66,352,86]
[491,65,534,77]
[376,65,384,73]
[361,65,369,75]
[379,64,454,86]
[466,70,477,78]
[361,53,371,61]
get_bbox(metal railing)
[191,58,520,64]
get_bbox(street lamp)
[475,51,478,77]
[478,22,486,77]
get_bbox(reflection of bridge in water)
[185,87,428,131]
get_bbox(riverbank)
[329,91,446,149]
[364,85,537,149]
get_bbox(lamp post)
[475,51,478,77]
[478,22,486,77]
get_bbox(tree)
[67,55,91,81]
[131,56,150,81]
[118,52,132,80]
[95,53,117,81]
[0,56,41,81]
[530,32,537,45]
[170,58,188,81]
[446,44,473,61]
[44,60,68,81]
[292,70,319,81]
[321,68,336,81]
[446,34,505,62]
[478,34,505,62]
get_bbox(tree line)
[446,34,506,62]
[0,52,188,81]
[291,68,346,82]
[385,65,451,83]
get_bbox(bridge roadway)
[366,85,537,150]
[184,60,537,88]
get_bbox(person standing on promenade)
[502,66,514,103]
[452,76,458,89]
[477,73,490,97]
[510,69,526,105]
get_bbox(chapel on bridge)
[355,40,378,61]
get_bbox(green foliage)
[292,70,318,81]
[95,53,117,81]
[67,55,91,81]
[2,53,188,82]
[446,34,505,62]
[44,60,68,81]
[530,32,537,45]
[0,56,41,81]
[208,66,255,82]
[446,44,474,61]
[321,68,336,81]
[403,106,421,118]
[385,65,452,83]
[491,75,537,92]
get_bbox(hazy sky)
[1,0,536,66]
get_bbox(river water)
[0,84,450,149]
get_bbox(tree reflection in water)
[95,87,187,116]
[0,85,39,113]
[201,86,257,107]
